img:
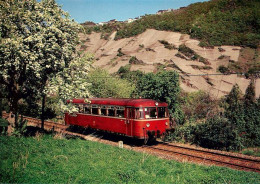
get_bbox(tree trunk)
[11,97,19,128]
[0,98,2,118]
[41,94,46,130]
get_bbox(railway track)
[2,112,260,173]
[143,142,260,173]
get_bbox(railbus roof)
[69,98,168,107]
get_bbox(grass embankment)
[0,135,259,183]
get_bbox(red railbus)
[65,98,170,142]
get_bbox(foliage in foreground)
[0,135,259,184]
[0,0,81,126]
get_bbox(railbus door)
[126,107,134,136]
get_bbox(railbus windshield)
[134,107,168,119]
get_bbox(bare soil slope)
[79,29,259,98]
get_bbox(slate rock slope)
[79,29,260,98]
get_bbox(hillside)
[84,0,260,48]
[78,29,260,98]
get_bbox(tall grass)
[0,135,259,183]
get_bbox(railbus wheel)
[144,135,156,145]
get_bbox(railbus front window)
[158,107,167,118]
[144,107,157,119]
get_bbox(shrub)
[172,122,198,143]
[0,118,8,135]
[180,91,218,121]
[218,47,226,52]
[178,44,196,58]
[175,53,187,60]
[139,44,144,48]
[129,56,144,65]
[158,40,177,50]
[117,65,144,85]
[218,55,226,59]
[198,57,210,65]
[117,48,125,57]
[218,65,230,74]
[145,48,155,52]
[195,115,243,151]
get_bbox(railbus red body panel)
[65,98,170,139]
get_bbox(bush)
[172,122,198,143]
[180,91,218,121]
[158,40,177,50]
[218,65,230,74]
[129,56,144,65]
[195,115,243,151]
[117,65,144,85]
[0,118,8,135]
[178,44,196,58]
[117,48,125,57]
[218,55,226,59]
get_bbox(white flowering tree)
[0,0,80,127]
[46,53,93,116]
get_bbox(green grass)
[241,148,260,157]
[0,135,259,184]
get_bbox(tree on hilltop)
[0,0,81,127]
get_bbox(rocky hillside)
[79,29,259,98]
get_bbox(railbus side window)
[116,106,125,118]
[107,106,115,116]
[101,106,107,116]
[84,105,91,114]
[92,105,100,115]
[79,104,84,113]
[135,108,144,119]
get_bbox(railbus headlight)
[146,123,150,128]
[165,122,168,126]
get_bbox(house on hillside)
[98,22,107,26]
[82,21,97,27]
[108,19,117,23]
[156,9,174,15]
